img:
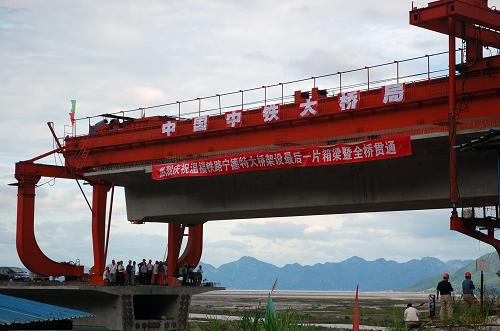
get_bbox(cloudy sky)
[0,0,497,269]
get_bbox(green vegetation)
[190,291,328,330]
[190,294,499,330]
[191,297,407,326]
[189,309,319,331]
[190,272,499,331]
[386,290,498,331]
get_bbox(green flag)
[69,99,76,124]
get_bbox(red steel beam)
[451,213,500,257]
[15,161,112,279]
[449,16,459,207]
[15,163,84,277]
[410,0,500,48]
[178,224,203,268]
[63,69,500,169]
[16,162,76,180]
[88,183,111,285]
[166,223,184,286]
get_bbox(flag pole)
[353,284,360,331]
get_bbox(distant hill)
[405,252,500,293]
[200,256,472,291]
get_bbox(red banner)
[152,136,412,181]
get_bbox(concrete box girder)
[86,133,498,224]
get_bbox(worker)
[126,260,134,286]
[158,261,165,286]
[194,265,203,286]
[152,261,159,285]
[187,265,195,286]
[436,273,454,321]
[103,267,111,284]
[147,260,153,285]
[179,265,188,285]
[403,303,420,330]
[131,261,137,285]
[108,260,117,285]
[139,259,148,285]
[117,261,125,286]
[462,271,478,307]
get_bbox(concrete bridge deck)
[0,284,222,330]
[85,131,498,224]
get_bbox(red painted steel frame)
[63,70,500,169]
[15,156,203,282]
[410,0,500,49]
[450,212,500,257]
[15,160,113,281]
[15,162,84,277]
[87,183,111,285]
[448,15,458,207]
[412,0,500,256]
[178,224,203,267]
[166,224,183,285]
[166,224,203,286]
[13,0,500,281]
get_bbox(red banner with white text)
[152,136,412,181]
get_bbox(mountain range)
[406,252,500,293]
[200,255,476,291]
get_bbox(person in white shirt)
[103,267,110,283]
[107,260,117,285]
[139,259,148,285]
[404,303,420,330]
[117,261,125,286]
[147,260,153,285]
[152,261,159,285]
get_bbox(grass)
[189,308,319,330]
[190,289,499,330]
[191,297,403,327]
[445,290,497,328]
[386,291,498,331]
[190,293,329,331]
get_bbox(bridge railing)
[70,49,462,137]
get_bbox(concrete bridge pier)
[0,285,220,331]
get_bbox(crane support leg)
[88,183,111,285]
[448,15,458,208]
[166,223,203,286]
[15,162,84,277]
[166,223,184,285]
[178,224,203,267]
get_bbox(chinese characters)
[153,137,411,180]
[161,121,176,137]
[163,83,407,135]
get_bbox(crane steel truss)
[14,0,500,282]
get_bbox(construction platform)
[0,284,222,330]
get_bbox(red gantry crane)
[13,0,500,283]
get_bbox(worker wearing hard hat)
[436,273,454,321]
[462,271,479,307]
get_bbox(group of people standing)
[435,271,478,320]
[403,271,479,330]
[103,259,167,286]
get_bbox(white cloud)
[303,224,330,235]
